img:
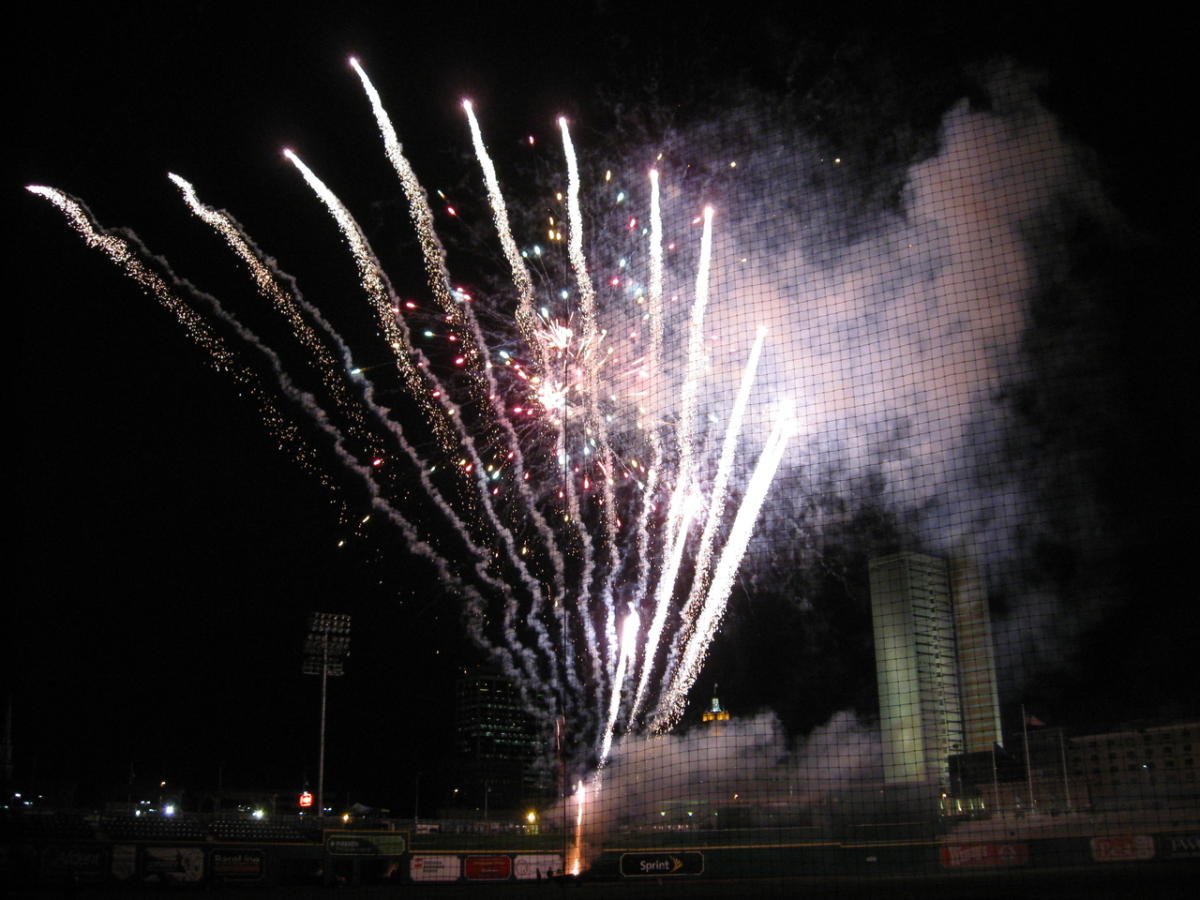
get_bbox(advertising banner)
[326,832,407,856]
[111,844,137,881]
[41,844,108,884]
[514,853,563,880]
[211,849,266,880]
[464,854,512,880]
[940,842,1029,867]
[143,846,204,883]
[1090,835,1155,862]
[620,851,704,877]
[1162,832,1200,859]
[410,854,461,882]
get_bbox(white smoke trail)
[27,186,235,369]
[349,61,569,690]
[284,149,555,697]
[33,72,807,763]
[30,184,555,718]
[167,173,375,443]
[560,116,617,712]
[168,174,554,673]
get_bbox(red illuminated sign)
[465,855,512,880]
[298,791,314,809]
[940,842,1029,867]
[1091,835,1155,861]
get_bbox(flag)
[1025,714,1047,727]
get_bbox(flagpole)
[1059,729,1072,812]
[1021,704,1035,811]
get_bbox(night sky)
[14,3,1196,813]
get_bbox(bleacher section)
[208,819,310,842]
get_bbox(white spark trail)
[284,149,554,695]
[652,403,799,732]
[460,99,539,353]
[282,149,429,401]
[560,116,617,712]
[27,186,233,367]
[663,326,768,687]
[457,96,574,656]
[568,779,587,876]
[349,61,568,688]
[671,204,716,520]
[629,204,715,725]
[33,77,804,769]
[168,174,547,672]
[168,173,374,441]
[29,185,558,715]
[597,608,640,766]
[631,169,666,610]
[627,488,700,727]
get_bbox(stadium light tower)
[303,612,351,819]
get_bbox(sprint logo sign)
[620,851,704,877]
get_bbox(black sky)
[14,3,1196,812]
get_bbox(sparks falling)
[27,58,797,774]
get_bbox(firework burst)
[28,58,796,770]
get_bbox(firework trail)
[559,115,621,711]
[628,204,715,726]
[282,147,557,704]
[170,172,570,705]
[27,58,792,768]
[352,63,566,634]
[597,607,641,768]
[629,168,666,634]
[653,402,798,731]
[660,325,769,698]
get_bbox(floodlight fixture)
[302,611,352,819]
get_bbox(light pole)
[413,772,421,831]
[302,612,351,820]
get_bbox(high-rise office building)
[949,559,1003,754]
[454,669,543,808]
[869,552,1001,788]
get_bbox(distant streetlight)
[302,612,351,819]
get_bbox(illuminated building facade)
[949,560,1003,753]
[701,689,731,724]
[869,552,1001,788]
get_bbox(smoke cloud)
[579,63,1119,703]
[548,710,880,846]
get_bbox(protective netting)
[16,32,1195,896]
